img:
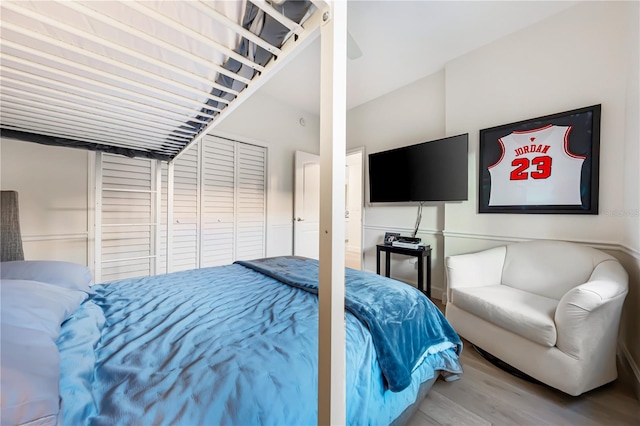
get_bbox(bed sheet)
[58,263,462,425]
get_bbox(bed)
[1,1,462,422]
[1,258,462,425]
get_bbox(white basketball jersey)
[488,124,585,206]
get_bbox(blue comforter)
[236,256,462,392]
[57,260,462,425]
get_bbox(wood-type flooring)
[408,302,640,426]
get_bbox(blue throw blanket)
[235,256,462,392]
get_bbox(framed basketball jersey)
[478,105,601,214]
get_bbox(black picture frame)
[384,232,401,245]
[478,104,601,214]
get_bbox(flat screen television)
[368,134,469,203]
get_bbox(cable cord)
[412,202,423,238]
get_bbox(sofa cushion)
[451,285,558,347]
[502,240,615,300]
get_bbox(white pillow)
[0,261,93,293]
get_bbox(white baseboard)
[619,342,640,402]
[430,285,444,301]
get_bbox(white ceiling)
[259,1,578,115]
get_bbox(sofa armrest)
[555,262,628,359]
[445,245,506,301]
[588,259,629,288]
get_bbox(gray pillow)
[0,261,93,293]
[1,279,88,426]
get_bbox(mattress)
[1,258,463,425]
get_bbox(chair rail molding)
[22,232,89,242]
[442,230,638,259]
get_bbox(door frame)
[347,147,365,268]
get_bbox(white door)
[293,151,320,259]
[294,149,363,266]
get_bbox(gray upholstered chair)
[1,191,24,262]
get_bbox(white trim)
[21,233,88,242]
[619,343,640,402]
[442,230,633,254]
[618,243,640,260]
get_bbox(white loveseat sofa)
[445,240,628,396]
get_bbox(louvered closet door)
[201,137,235,267]
[97,153,159,282]
[97,139,264,279]
[200,136,266,265]
[171,143,199,272]
[236,143,266,260]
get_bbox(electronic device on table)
[391,236,426,250]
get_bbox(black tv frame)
[368,134,469,203]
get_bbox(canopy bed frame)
[0,1,462,424]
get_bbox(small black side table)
[376,244,432,298]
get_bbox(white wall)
[347,70,447,295]
[444,1,629,246]
[346,0,638,393]
[0,139,91,266]
[621,0,640,398]
[442,0,639,394]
